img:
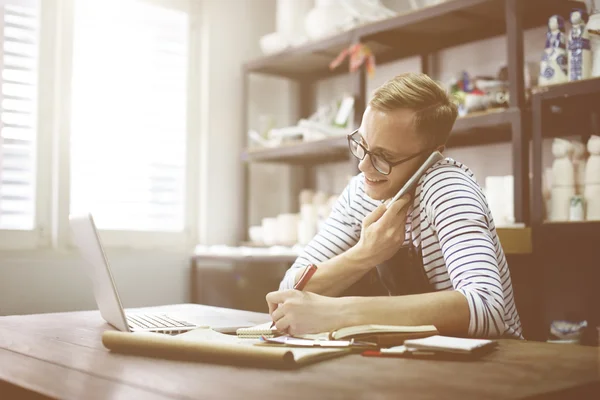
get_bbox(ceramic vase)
[276,0,312,46]
[305,0,349,40]
[584,135,600,220]
[539,15,568,86]
[568,9,592,81]
[587,11,600,77]
[551,138,575,221]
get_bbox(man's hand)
[352,194,411,267]
[266,290,344,336]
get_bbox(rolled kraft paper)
[101,331,347,369]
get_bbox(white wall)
[0,250,191,316]
[198,0,303,240]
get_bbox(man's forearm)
[336,290,470,336]
[294,246,374,297]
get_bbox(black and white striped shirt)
[280,158,523,339]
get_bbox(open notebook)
[236,322,439,346]
[236,322,279,338]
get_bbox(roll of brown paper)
[102,330,348,369]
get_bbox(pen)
[271,263,318,328]
[293,263,318,291]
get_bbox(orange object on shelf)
[329,43,376,78]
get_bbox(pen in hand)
[270,264,318,329]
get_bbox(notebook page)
[236,322,278,337]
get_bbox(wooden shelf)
[243,0,584,79]
[536,221,600,241]
[359,0,581,66]
[531,78,600,138]
[192,252,298,264]
[244,31,354,79]
[242,108,518,164]
[497,226,532,255]
[532,77,600,102]
[192,227,532,265]
[242,136,349,164]
[447,108,517,147]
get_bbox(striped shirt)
[280,158,523,339]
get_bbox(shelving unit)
[529,77,600,342]
[241,0,586,250]
[531,76,600,225]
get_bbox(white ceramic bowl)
[248,226,263,244]
[259,32,288,55]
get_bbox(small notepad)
[236,322,278,338]
[402,335,497,354]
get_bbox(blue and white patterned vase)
[568,8,592,81]
[539,15,568,86]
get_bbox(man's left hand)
[266,290,345,336]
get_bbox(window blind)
[69,0,189,232]
[0,0,38,230]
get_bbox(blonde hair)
[369,72,458,146]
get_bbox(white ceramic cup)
[277,213,299,245]
[261,218,278,246]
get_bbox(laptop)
[69,212,253,335]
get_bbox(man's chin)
[363,177,396,200]
[364,186,388,201]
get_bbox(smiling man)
[266,72,523,339]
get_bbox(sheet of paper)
[178,327,261,345]
[264,336,354,347]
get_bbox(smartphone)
[386,151,444,209]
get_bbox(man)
[266,72,523,339]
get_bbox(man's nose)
[358,153,375,174]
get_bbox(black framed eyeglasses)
[347,129,433,175]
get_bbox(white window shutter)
[0,0,38,231]
[69,0,189,233]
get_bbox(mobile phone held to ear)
[386,151,444,209]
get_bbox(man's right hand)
[352,194,412,268]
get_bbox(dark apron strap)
[376,245,432,296]
[341,245,432,297]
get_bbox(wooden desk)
[1,304,598,400]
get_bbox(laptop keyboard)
[127,314,196,330]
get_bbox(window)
[0,0,39,232]
[69,0,190,236]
